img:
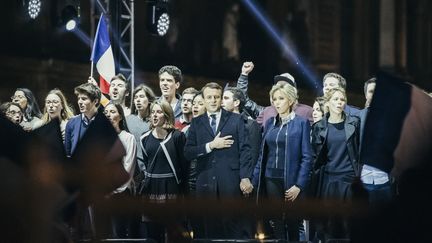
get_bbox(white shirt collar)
[81,113,96,125]
[279,111,296,125]
[206,110,222,119]
[206,110,222,129]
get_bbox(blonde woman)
[253,83,313,241]
[311,87,361,241]
[34,89,74,141]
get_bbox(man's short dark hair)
[224,87,246,111]
[201,82,223,95]
[74,83,101,104]
[323,72,347,89]
[158,65,182,83]
[182,87,199,97]
[363,77,377,95]
[111,73,130,94]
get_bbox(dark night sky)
[1,0,431,99]
[0,0,309,83]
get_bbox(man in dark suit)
[65,83,101,157]
[184,82,253,239]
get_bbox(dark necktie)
[210,114,217,135]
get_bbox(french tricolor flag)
[90,14,115,94]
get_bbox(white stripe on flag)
[95,46,115,83]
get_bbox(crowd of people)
[0,62,394,242]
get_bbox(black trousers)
[265,177,300,241]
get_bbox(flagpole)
[90,61,94,77]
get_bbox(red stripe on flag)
[99,76,110,94]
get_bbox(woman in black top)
[311,87,361,241]
[139,100,188,242]
[139,100,188,199]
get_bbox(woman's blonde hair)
[323,87,348,103]
[323,87,347,118]
[269,83,298,110]
[42,89,75,123]
[150,100,175,130]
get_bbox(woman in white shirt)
[104,102,137,238]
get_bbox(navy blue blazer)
[64,115,83,157]
[253,115,313,197]
[184,109,252,198]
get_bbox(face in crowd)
[159,72,179,99]
[6,103,23,125]
[323,77,340,96]
[45,93,63,119]
[134,89,149,113]
[272,90,293,117]
[365,82,376,108]
[77,93,98,116]
[181,93,194,115]
[192,95,205,118]
[12,90,28,110]
[110,78,128,104]
[203,87,222,114]
[327,91,346,116]
[104,103,122,131]
[151,103,166,128]
[222,90,238,112]
[312,101,324,123]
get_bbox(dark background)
[0,0,431,109]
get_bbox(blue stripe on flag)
[90,14,111,62]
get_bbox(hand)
[22,124,32,132]
[209,132,234,150]
[241,61,254,76]
[285,185,300,202]
[240,178,253,195]
[88,76,98,86]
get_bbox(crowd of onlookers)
[1,62,407,242]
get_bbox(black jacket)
[184,109,252,198]
[139,129,188,193]
[311,114,361,175]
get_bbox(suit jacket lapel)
[199,114,215,137]
[318,120,328,142]
[71,118,82,155]
[217,109,230,134]
[345,118,356,141]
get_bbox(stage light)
[157,13,170,36]
[147,0,170,36]
[61,5,79,31]
[256,233,266,240]
[28,0,42,19]
[65,19,77,31]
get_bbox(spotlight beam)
[71,27,92,48]
[240,0,321,91]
